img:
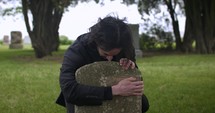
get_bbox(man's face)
[97,47,121,61]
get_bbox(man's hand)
[112,77,143,96]
[119,58,135,70]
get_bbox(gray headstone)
[23,36,31,44]
[75,61,142,113]
[3,35,9,45]
[129,24,143,57]
[9,31,23,49]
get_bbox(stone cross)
[75,61,142,113]
[9,31,23,49]
[128,24,143,57]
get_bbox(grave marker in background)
[129,24,143,57]
[9,31,23,49]
[3,35,9,45]
[23,36,31,44]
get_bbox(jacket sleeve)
[59,45,112,106]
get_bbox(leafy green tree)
[59,35,73,45]
[0,39,3,45]
[139,33,157,50]
[136,0,215,54]
[137,0,183,51]
[140,24,174,51]
[149,25,174,50]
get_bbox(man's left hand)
[119,58,135,70]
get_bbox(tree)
[163,0,183,51]
[137,0,215,54]
[0,1,22,17]
[22,0,71,58]
[137,0,183,51]
[1,0,97,58]
[184,0,215,53]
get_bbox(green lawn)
[137,54,215,113]
[0,45,215,113]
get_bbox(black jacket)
[56,33,136,107]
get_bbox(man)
[56,16,149,113]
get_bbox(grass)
[0,44,215,113]
[0,45,68,113]
[137,55,215,113]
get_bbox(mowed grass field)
[0,44,215,113]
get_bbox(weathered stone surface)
[75,61,142,113]
[3,35,9,45]
[128,24,143,57]
[9,31,23,49]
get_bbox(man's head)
[97,47,121,61]
[89,16,134,59]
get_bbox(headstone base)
[9,44,23,49]
[135,49,143,57]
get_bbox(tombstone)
[129,24,143,57]
[9,31,23,49]
[3,35,10,45]
[23,36,31,44]
[75,61,142,113]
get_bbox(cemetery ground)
[0,44,215,113]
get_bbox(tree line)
[1,0,215,58]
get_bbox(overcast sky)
[0,1,185,40]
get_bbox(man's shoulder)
[76,33,90,43]
[68,33,88,48]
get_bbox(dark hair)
[88,16,135,59]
